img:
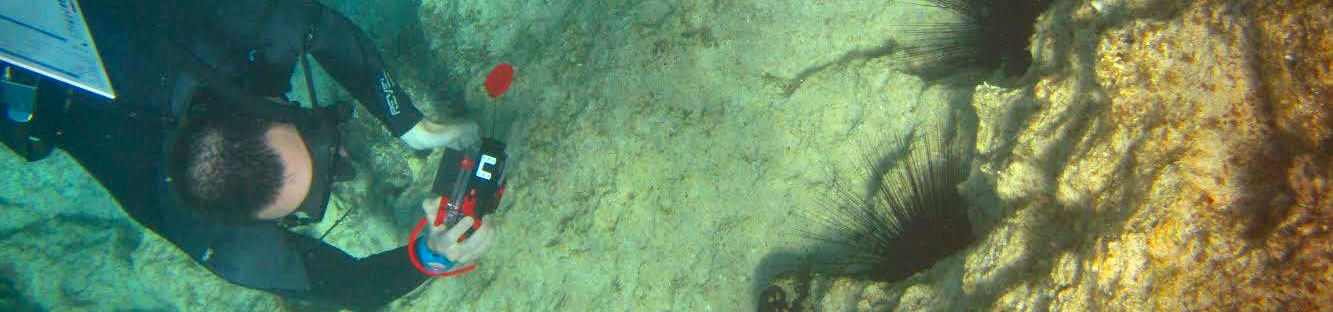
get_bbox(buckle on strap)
[3,66,38,123]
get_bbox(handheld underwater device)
[407,62,516,277]
[407,137,510,277]
[431,137,509,236]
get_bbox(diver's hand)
[400,119,480,150]
[420,197,495,268]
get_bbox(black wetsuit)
[36,0,428,309]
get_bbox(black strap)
[300,55,320,108]
[299,11,321,109]
[162,41,265,114]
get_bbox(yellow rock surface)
[964,0,1331,310]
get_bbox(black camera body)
[431,137,509,238]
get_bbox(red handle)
[435,195,482,234]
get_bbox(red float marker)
[484,63,514,99]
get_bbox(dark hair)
[167,110,285,224]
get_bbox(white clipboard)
[0,0,115,99]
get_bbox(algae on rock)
[767,0,1331,310]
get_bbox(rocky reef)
[764,0,1331,310]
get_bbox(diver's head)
[167,113,313,223]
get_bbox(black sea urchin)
[807,131,974,282]
[903,0,1049,78]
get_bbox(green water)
[5,0,979,310]
[7,0,1326,311]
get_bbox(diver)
[0,0,495,310]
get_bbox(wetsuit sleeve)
[286,232,428,310]
[305,4,423,137]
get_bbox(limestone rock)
[769,0,1329,310]
[975,0,1332,310]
